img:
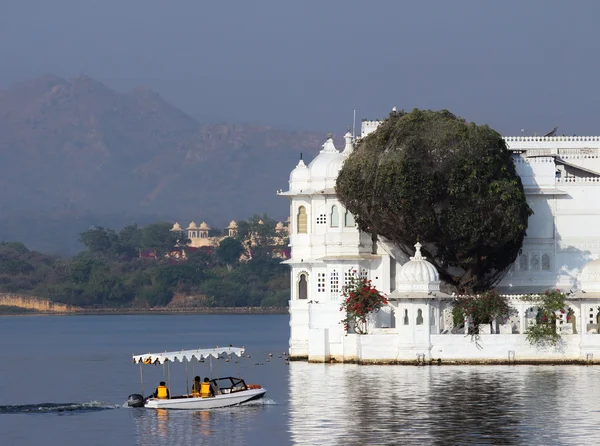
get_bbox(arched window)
[298,273,308,300]
[297,206,307,234]
[344,210,355,227]
[542,253,551,271]
[403,309,409,325]
[416,309,423,325]
[330,205,339,227]
[519,253,529,271]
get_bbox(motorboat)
[127,346,266,410]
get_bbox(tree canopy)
[0,217,289,308]
[336,109,532,293]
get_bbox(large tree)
[336,109,532,293]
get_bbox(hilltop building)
[168,219,290,260]
[278,117,600,363]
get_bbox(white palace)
[278,117,600,364]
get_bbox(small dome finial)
[327,132,333,140]
[300,152,303,160]
[411,241,425,261]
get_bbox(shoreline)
[0,306,288,316]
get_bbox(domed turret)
[579,258,600,293]
[289,157,310,191]
[187,221,199,230]
[396,242,440,293]
[228,220,237,228]
[308,134,343,190]
[341,130,354,155]
[199,221,210,230]
[170,222,183,232]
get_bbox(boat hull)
[144,388,266,410]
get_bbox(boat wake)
[239,397,277,406]
[0,401,122,415]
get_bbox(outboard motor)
[127,394,146,408]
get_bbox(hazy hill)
[0,75,329,253]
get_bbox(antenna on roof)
[352,109,356,140]
[543,127,558,137]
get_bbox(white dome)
[308,136,340,189]
[325,131,354,184]
[396,242,440,293]
[579,258,600,292]
[325,154,346,182]
[289,158,310,191]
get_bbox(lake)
[1,314,599,445]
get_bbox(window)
[344,268,356,288]
[330,271,339,298]
[403,309,409,325]
[416,309,423,325]
[519,254,529,271]
[316,214,326,225]
[330,205,339,227]
[517,252,552,272]
[344,210,355,227]
[297,206,307,234]
[298,273,308,300]
[360,268,368,280]
[542,253,551,271]
[530,253,540,271]
[317,273,326,293]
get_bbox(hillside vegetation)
[0,217,289,308]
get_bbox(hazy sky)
[2,0,600,135]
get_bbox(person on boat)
[191,376,202,396]
[201,377,214,397]
[153,381,170,399]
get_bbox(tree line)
[0,216,290,308]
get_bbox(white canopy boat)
[127,346,266,410]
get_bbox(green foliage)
[451,290,511,335]
[235,215,278,259]
[522,289,568,347]
[216,237,245,270]
[140,222,181,253]
[340,275,388,334]
[336,109,532,293]
[0,216,289,309]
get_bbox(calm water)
[1,315,600,445]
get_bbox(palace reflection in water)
[288,363,600,445]
[129,362,600,445]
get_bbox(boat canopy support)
[133,347,245,365]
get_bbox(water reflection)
[130,402,272,446]
[288,363,600,445]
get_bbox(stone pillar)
[519,301,527,335]
[580,301,587,335]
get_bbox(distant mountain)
[0,74,329,253]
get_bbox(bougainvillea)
[340,274,388,334]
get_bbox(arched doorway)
[298,273,308,300]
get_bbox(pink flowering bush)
[340,275,388,334]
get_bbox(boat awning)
[133,346,245,365]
